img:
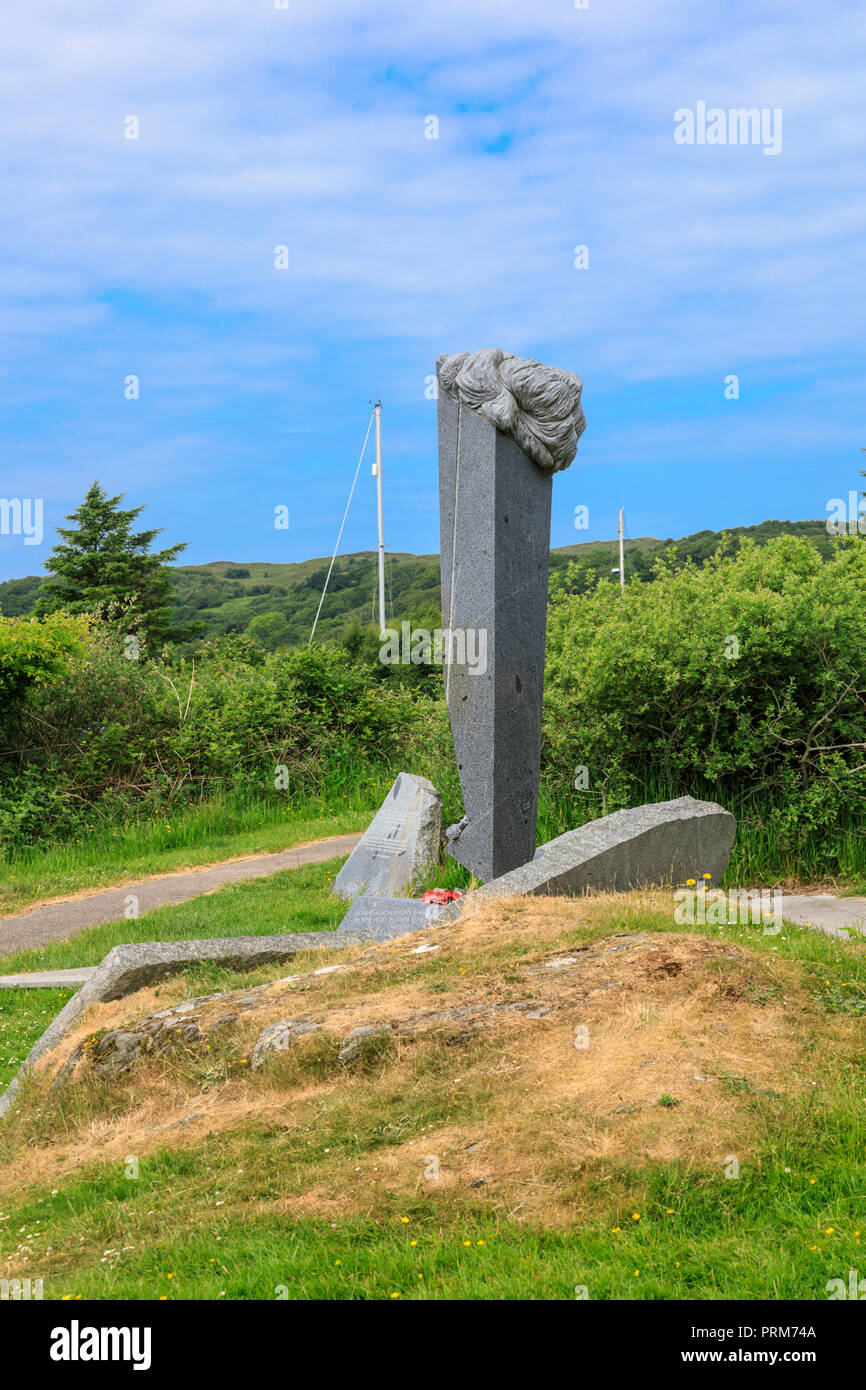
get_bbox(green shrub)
[543,534,866,847]
[0,627,432,850]
[0,611,90,701]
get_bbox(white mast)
[617,507,625,590]
[372,400,386,637]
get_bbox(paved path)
[0,833,362,958]
[776,893,866,941]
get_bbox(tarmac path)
[0,832,362,959]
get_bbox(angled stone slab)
[338,897,446,943]
[455,797,736,905]
[331,772,441,900]
[0,898,452,1117]
[0,932,347,1118]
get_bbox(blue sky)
[1,0,864,581]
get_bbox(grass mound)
[0,892,863,1299]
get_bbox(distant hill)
[0,574,42,617]
[0,519,837,651]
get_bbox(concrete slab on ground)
[782,894,866,940]
[0,967,98,990]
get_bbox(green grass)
[1,1085,863,1300]
[0,859,349,980]
[0,786,386,918]
[0,987,76,1090]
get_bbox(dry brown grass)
[0,891,856,1228]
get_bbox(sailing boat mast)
[372,400,386,637]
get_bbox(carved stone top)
[437,347,586,473]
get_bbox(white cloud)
[0,0,863,577]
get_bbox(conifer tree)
[37,481,186,646]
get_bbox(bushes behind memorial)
[0,626,435,851]
[543,535,866,850]
[1,533,864,867]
